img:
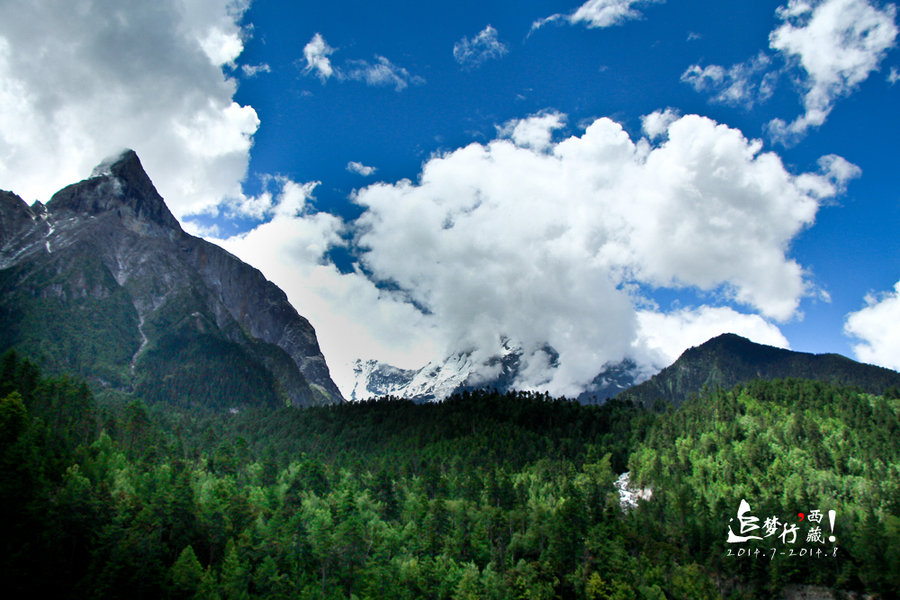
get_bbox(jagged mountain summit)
[617,333,900,408]
[350,340,641,403]
[351,350,487,403]
[0,149,342,407]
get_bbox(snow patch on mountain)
[351,353,473,402]
[350,338,645,403]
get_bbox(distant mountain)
[0,150,342,407]
[352,332,900,407]
[618,333,900,408]
[351,356,468,403]
[350,340,641,403]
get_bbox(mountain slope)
[618,332,900,407]
[0,150,342,407]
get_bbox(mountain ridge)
[617,332,900,407]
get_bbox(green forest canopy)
[1,349,898,599]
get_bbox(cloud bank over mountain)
[217,111,856,396]
[346,111,855,395]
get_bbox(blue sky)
[1,0,899,397]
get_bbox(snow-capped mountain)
[351,354,473,403]
[350,339,643,403]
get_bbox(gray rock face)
[49,149,182,231]
[0,191,39,249]
[0,150,343,406]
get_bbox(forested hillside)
[1,350,898,598]
[619,333,900,408]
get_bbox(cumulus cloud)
[641,108,680,140]
[681,53,777,109]
[0,0,258,217]
[844,280,900,370]
[347,161,377,176]
[453,25,508,68]
[635,306,790,367]
[533,0,663,31]
[769,0,897,141]
[346,111,853,396]
[497,111,567,151]
[303,33,335,81]
[215,176,323,222]
[889,67,900,83]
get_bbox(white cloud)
[198,28,244,68]
[303,33,335,82]
[641,108,680,140]
[814,154,862,192]
[0,0,258,217]
[683,1,897,141]
[347,161,377,176]
[342,56,423,91]
[241,63,271,77]
[682,64,726,89]
[346,111,852,396]
[635,307,790,367]
[844,280,900,370]
[768,0,898,141]
[497,111,567,151]
[181,0,250,67]
[681,53,776,108]
[889,66,900,83]
[453,25,508,68]
[570,0,662,27]
[533,0,663,31]
[224,188,276,221]
[300,33,421,92]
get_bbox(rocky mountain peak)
[1,151,344,407]
[0,190,37,248]
[46,149,181,231]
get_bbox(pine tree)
[170,545,204,599]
